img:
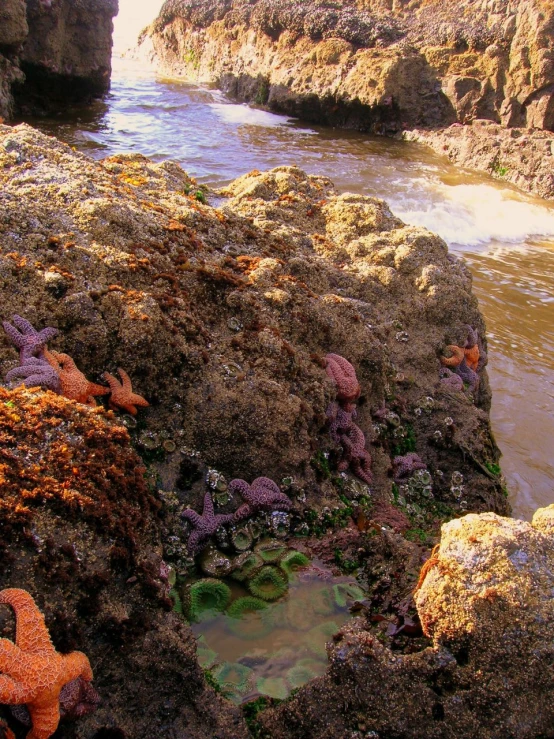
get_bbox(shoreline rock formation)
[146,0,554,199]
[0,122,551,736]
[0,0,117,120]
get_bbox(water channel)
[19,15,554,521]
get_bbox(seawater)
[19,37,554,520]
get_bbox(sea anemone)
[280,550,310,577]
[196,638,218,669]
[284,598,316,632]
[305,621,339,658]
[169,587,183,615]
[213,662,254,696]
[311,586,335,616]
[286,658,326,689]
[227,596,271,639]
[231,553,264,582]
[254,539,287,563]
[332,582,365,608]
[230,524,253,552]
[256,676,289,700]
[186,578,231,622]
[248,565,288,602]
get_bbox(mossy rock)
[213,661,254,696]
[254,538,287,563]
[332,581,365,608]
[280,550,310,577]
[187,578,231,622]
[248,565,288,602]
[305,621,339,658]
[286,658,326,689]
[256,676,289,700]
[231,552,264,582]
[227,596,271,640]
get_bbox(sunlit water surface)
[21,40,554,521]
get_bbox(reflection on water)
[19,51,554,519]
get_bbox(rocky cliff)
[148,0,554,133]
[0,0,117,119]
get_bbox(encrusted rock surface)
[0,0,117,119]
[0,123,519,735]
[149,0,554,133]
[406,119,554,200]
[256,505,554,738]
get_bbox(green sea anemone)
[230,524,253,552]
[254,539,287,563]
[286,658,326,689]
[305,621,339,658]
[284,598,315,631]
[213,662,253,696]
[227,596,271,640]
[311,586,335,616]
[256,676,289,700]
[332,582,365,608]
[196,639,218,669]
[169,587,183,615]
[248,565,288,602]
[260,601,287,629]
[231,553,264,582]
[187,578,231,622]
[280,550,310,577]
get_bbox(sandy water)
[20,26,554,521]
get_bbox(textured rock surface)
[0,0,117,119]
[148,0,554,132]
[256,505,554,738]
[406,119,554,200]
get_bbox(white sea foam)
[209,103,297,128]
[392,182,554,248]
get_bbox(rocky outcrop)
[0,123,515,734]
[406,119,554,200]
[0,0,117,119]
[148,0,554,134]
[257,505,554,738]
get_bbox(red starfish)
[325,353,360,408]
[102,368,149,415]
[44,351,109,406]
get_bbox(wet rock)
[257,506,554,738]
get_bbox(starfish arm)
[0,589,54,654]
[181,509,202,526]
[233,504,252,521]
[202,492,215,521]
[2,321,24,348]
[11,316,37,336]
[88,382,110,396]
[27,702,61,739]
[102,372,121,393]
[228,479,252,501]
[37,327,59,344]
[117,368,132,392]
[0,674,32,704]
[186,531,202,554]
[43,350,61,372]
[0,638,26,673]
[440,345,465,368]
[129,392,149,407]
[61,651,93,683]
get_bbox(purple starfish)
[326,401,372,485]
[325,353,360,409]
[392,453,426,482]
[439,367,464,392]
[229,477,292,520]
[180,492,235,555]
[3,315,58,361]
[5,356,61,393]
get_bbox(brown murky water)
[20,44,554,520]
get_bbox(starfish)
[2,316,58,362]
[4,357,61,393]
[102,368,149,415]
[326,402,372,485]
[229,477,292,520]
[438,367,464,392]
[392,452,426,482]
[181,492,236,555]
[325,353,360,408]
[0,588,94,739]
[11,675,100,728]
[44,351,108,407]
[0,719,15,739]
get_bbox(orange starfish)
[44,350,109,406]
[102,368,149,415]
[440,343,480,372]
[0,588,93,739]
